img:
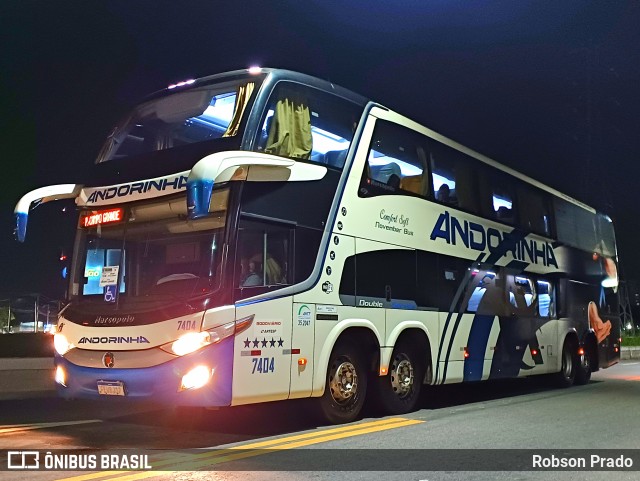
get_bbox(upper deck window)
[359,120,430,198]
[254,82,363,168]
[97,80,257,163]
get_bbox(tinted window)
[536,279,555,318]
[480,170,517,225]
[235,220,292,300]
[359,121,430,198]
[429,141,479,213]
[517,183,553,237]
[255,82,363,168]
[554,198,597,252]
[341,249,417,307]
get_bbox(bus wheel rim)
[330,361,358,403]
[391,355,414,397]
[580,351,590,371]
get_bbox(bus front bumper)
[54,337,234,407]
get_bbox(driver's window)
[235,221,291,298]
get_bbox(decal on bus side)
[430,211,558,268]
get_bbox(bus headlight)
[168,332,211,356]
[161,320,239,356]
[54,333,73,355]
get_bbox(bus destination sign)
[80,208,125,228]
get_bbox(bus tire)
[375,341,424,415]
[318,340,367,424]
[554,339,577,388]
[574,343,592,385]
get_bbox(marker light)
[54,333,73,355]
[578,348,585,356]
[380,367,388,375]
[531,349,538,356]
[298,358,307,366]
[55,366,67,387]
[248,66,262,74]
[168,79,196,89]
[180,365,213,391]
[463,347,470,359]
[170,332,211,357]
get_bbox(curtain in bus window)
[265,88,312,159]
[223,82,255,138]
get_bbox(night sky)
[1,1,639,299]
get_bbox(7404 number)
[252,357,275,374]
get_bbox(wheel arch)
[312,320,382,396]
[582,329,600,373]
[384,322,433,384]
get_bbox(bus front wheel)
[318,341,367,424]
[375,341,424,415]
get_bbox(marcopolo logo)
[430,211,558,268]
[94,315,136,325]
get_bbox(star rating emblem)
[269,338,276,347]
[252,338,259,348]
[243,338,251,348]
[277,337,284,347]
[261,338,267,348]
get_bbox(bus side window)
[359,120,429,198]
[508,275,536,314]
[490,174,517,226]
[429,141,478,214]
[235,222,291,295]
[255,82,363,168]
[516,183,553,237]
[537,279,554,318]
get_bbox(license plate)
[97,380,126,396]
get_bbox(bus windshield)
[70,191,229,305]
[96,78,260,163]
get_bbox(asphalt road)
[1,362,640,481]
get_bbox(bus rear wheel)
[574,343,592,385]
[554,340,577,388]
[375,341,424,415]
[318,341,367,424]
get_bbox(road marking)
[54,417,423,481]
[0,419,102,435]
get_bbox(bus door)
[231,220,294,405]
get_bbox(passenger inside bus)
[436,184,453,204]
[240,257,262,287]
[239,253,285,287]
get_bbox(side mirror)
[14,184,81,242]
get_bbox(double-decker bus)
[14,68,620,423]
